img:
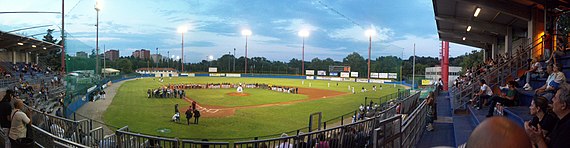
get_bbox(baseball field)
[102,77,403,140]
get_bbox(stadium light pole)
[241,29,252,74]
[298,30,309,76]
[365,29,376,83]
[177,26,188,72]
[94,0,102,76]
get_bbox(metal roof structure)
[0,30,61,53]
[432,0,570,48]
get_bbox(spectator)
[9,99,33,148]
[316,134,329,148]
[521,57,543,90]
[529,96,558,136]
[466,117,531,148]
[192,101,197,111]
[426,92,435,131]
[486,81,517,117]
[535,63,566,101]
[276,133,293,148]
[174,104,179,114]
[185,108,193,125]
[526,83,570,148]
[474,79,492,110]
[1,90,14,147]
[193,109,200,124]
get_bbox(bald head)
[467,117,531,148]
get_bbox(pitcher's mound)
[227,92,250,96]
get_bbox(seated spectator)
[486,81,517,117]
[529,96,558,136]
[473,79,493,110]
[525,83,570,148]
[535,63,566,101]
[522,57,543,90]
[276,133,293,148]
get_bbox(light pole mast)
[95,0,101,76]
[241,29,252,74]
[365,29,375,83]
[298,30,309,75]
[233,48,236,72]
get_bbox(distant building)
[150,54,162,63]
[76,51,88,58]
[132,49,150,59]
[105,50,119,61]
[135,68,178,77]
[425,66,462,85]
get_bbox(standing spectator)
[426,92,435,131]
[174,104,179,114]
[276,133,293,148]
[192,101,197,111]
[1,90,14,148]
[525,84,570,147]
[193,109,201,124]
[474,79,493,110]
[9,99,33,148]
[101,90,106,100]
[185,108,193,125]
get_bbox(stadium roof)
[432,0,570,48]
[0,30,61,53]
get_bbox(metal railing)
[31,125,89,148]
[372,99,428,148]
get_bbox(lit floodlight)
[208,55,214,61]
[177,26,188,33]
[17,43,23,46]
[466,26,471,32]
[241,29,252,36]
[95,0,102,11]
[365,29,376,37]
[31,45,36,48]
[462,37,466,40]
[298,30,310,37]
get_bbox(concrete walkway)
[74,79,133,135]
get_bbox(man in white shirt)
[9,99,32,146]
[474,79,493,110]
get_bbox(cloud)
[328,25,393,42]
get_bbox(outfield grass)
[103,77,403,140]
[187,88,306,107]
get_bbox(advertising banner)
[379,73,388,78]
[317,70,327,76]
[306,70,315,75]
[370,73,379,78]
[350,72,359,77]
[388,73,398,79]
[340,72,350,78]
[208,67,218,73]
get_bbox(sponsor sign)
[317,70,327,76]
[421,79,432,85]
[343,78,355,81]
[226,74,241,77]
[306,70,315,75]
[350,72,359,77]
[209,73,226,77]
[208,67,218,73]
[379,73,388,78]
[356,78,369,83]
[370,79,392,83]
[330,77,343,81]
[316,76,330,80]
[329,72,339,76]
[370,73,379,78]
[388,73,398,79]
[306,76,315,79]
[340,72,350,78]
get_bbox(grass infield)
[103,77,403,140]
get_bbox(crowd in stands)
[449,43,570,147]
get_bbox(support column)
[25,52,29,64]
[505,26,513,57]
[36,54,39,64]
[12,51,16,64]
[492,43,498,60]
[441,41,449,91]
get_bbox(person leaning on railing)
[8,99,33,147]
